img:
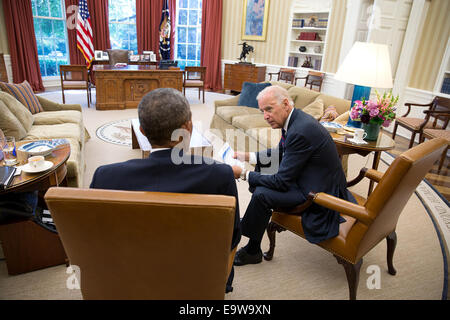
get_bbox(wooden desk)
[93,65,183,110]
[331,131,395,195]
[0,141,70,275]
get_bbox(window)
[32,0,69,77]
[175,0,202,70]
[108,0,137,53]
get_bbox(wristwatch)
[240,168,247,181]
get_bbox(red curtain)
[169,0,176,60]
[2,0,44,92]
[88,0,111,50]
[201,0,222,91]
[136,0,155,54]
[65,0,85,65]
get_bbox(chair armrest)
[308,192,373,226]
[423,110,450,116]
[214,95,240,111]
[347,168,383,188]
[401,101,433,117]
[37,96,82,112]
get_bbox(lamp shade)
[334,42,393,89]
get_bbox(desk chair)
[295,71,325,92]
[59,65,92,108]
[183,66,206,103]
[268,68,296,84]
[106,49,129,65]
[263,138,447,300]
[45,187,236,300]
[392,96,450,149]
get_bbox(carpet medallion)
[96,119,132,146]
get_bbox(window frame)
[174,0,203,70]
[32,0,70,79]
[108,0,137,53]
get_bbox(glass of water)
[3,136,17,166]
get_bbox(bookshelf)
[434,37,450,98]
[287,10,329,71]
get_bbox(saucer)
[347,138,368,145]
[20,161,54,173]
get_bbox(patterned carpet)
[96,119,133,146]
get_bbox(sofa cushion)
[316,93,351,115]
[320,105,339,122]
[216,106,261,124]
[232,114,269,131]
[23,123,83,147]
[269,81,295,91]
[0,100,27,140]
[238,82,272,108]
[0,90,34,132]
[0,80,44,114]
[287,86,321,109]
[334,111,349,125]
[302,98,324,120]
[33,110,83,126]
[63,137,81,185]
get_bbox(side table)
[0,141,70,275]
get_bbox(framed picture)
[95,50,103,60]
[241,0,270,41]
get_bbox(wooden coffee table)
[0,140,71,275]
[331,130,395,195]
[130,118,212,158]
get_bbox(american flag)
[76,0,94,68]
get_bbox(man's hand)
[233,151,250,162]
[231,165,243,179]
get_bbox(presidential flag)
[159,0,171,60]
[77,0,95,68]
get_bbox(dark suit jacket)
[249,108,355,244]
[90,149,241,249]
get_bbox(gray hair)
[256,85,294,106]
[138,88,192,145]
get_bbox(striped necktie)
[281,129,286,148]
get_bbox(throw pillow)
[0,91,34,132]
[0,100,27,140]
[302,98,324,120]
[238,82,272,109]
[0,80,44,114]
[320,105,339,122]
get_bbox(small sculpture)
[301,56,313,68]
[238,42,254,63]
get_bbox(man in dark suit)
[90,88,241,292]
[231,85,355,266]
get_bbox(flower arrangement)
[350,90,398,127]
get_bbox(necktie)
[281,129,286,148]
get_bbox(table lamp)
[334,42,393,128]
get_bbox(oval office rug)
[96,119,132,147]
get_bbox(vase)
[362,122,381,141]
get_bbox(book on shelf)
[298,32,319,41]
[314,59,321,71]
[288,56,299,68]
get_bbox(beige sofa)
[0,90,89,187]
[210,81,351,153]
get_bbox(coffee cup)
[28,155,45,169]
[354,128,367,142]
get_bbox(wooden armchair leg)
[392,123,398,140]
[263,221,286,261]
[335,255,363,300]
[409,132,416,149]
[386,231,397,275]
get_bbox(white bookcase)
[287,10,329,71]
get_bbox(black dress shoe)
[233,247,263,266]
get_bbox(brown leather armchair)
[45,188,236,300]
[392,96,450,148]
[268,68,296,84]
[106,49,129,65]
[263,138,447,300]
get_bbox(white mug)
[28,155,45,169]
[354,128,367,141]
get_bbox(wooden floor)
[387,131,449,201]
